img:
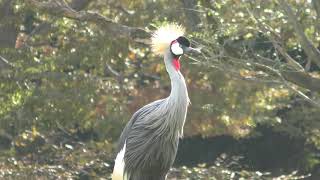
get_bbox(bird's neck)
[168,69,188,102]
[164,52,189,137]
[164,52,188,100]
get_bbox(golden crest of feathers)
[151,23,185,56]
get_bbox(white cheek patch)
[171,43,183,56]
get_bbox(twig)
[105,63,120,77]
[26,0,150,42]
[278,0,320,68]
[253,62,320,108]
[0,55,14,67]
[246,7,304,72]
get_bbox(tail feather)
[112,142,128,180]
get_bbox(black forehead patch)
[176,36,190,47]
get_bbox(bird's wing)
[114,98,169,179]
[116,98,166,154]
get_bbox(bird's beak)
[184,46,201,54]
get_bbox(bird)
[112,23,200,180]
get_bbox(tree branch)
[0,0,18,48]
[26,0,149,42]
[254,54,320,92]
[246,7,304,72]
[0,55,14,69]
[253,62,320,108]
[245,6,320,92]
[312,0,320,32]
[180,0,200,31]
[312,0,320,19]
[278,0,320,68]
[69,0,91,11]
[281,71,320,92]
[0,0,13,20]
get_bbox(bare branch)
[255,54,320,92]
[105,0,135,15]
[246,7,304,72]
[69,0,91,11]
[312,0,320,19]
[278,74,320,108]
[105,63,120,77]
[0,0,13,20]
[0,55,10,65]
[281,71,320,92]
[26,0,150,42]
[312,0,320,32]
[0,55,14,68]
[244,7,320,92]
[0,129,13,141]
[253,62,320,108]
[269,37,304,72]
[180,0,200,30]
[278,0,320,68]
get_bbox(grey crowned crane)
[112,23,200,180]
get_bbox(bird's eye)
[171,42,183,56]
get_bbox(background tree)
[0,0,319,179]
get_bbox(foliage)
[0,0,320,178]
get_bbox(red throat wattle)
[173,58,180,71]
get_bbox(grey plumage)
[116,51,189,180]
